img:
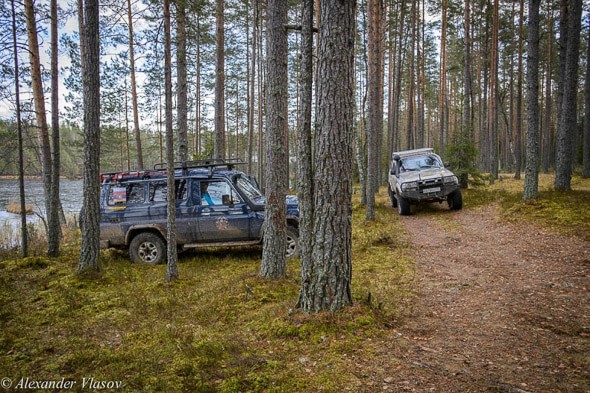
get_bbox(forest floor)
[362,202,590,392]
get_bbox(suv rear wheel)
[286,226,300,259]
[448,189,463,211]
[129,232,166,264]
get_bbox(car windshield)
[401,154,442,171]
[236,176,264,202]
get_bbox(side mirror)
[393,154,401,161]
[222,194,232,206]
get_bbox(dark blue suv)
[99,159,299,264]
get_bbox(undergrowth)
[1,174,587,391]
[464,173,590,240]
[0,193,414,392]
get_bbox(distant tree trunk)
[260,0,288,279]
[555,0,582,191]
[195,17,202,157]
[489,0,499,181]
[127,0,143,169]
[257,1,264,189]
[247,0,255,173]
[462,0,472,136]
[176,0,188,162]
[366,0,383,221]
[299,0,355,313]
[78,0,101,274]
[24,0,58,257]
[12,0,28,257]
[583,13,590,178]
[164,0,178,281]
[514,0,524,179]
[523,0,541,200]
[296,0,314,300]
[49,0,62,256]
[393,0,406,153]
[439,0,447,156]
[542,8,554,174]
[214,0,226,159]
[405,0,416,150]
[556,0,568,170]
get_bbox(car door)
[196,179,252,242]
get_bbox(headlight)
[443,175,458,185]
[401,181,419,191]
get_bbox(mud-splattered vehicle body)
[99,159,299,263]
[388,148,462,215]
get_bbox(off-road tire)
[397,195,411,216]
[388,186,398,208]
[448,189,463,211]
[129,232,166,264]
[286,225,300,259]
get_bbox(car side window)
[197,180,242,206]
[149,180,188,203]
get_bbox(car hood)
[399,168,455,182]
[253,195,300,218]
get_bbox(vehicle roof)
[392,148,435,159]
[100,159,247,184]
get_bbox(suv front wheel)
[129,232,166,264]
[397,195,411,216]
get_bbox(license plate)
[423,187,441,193]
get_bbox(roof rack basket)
[153,158,247,176]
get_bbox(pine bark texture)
[164,0,178,281]
[78,0,101,274]
[25,0,57,257]
[296,0,314,293]
[127,0,143,169]
[514,0,524,179]
[214,0,226,159]
[176,1,188,162]
[299,0,355,313]
[366,0,383,221]
[260,0,288,279]
[583,14,590,178]
[49,0,61,257]
[555,0,582,191]
[12,0,28,257]
[523,0,540,200]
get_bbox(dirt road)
[370,204,590,392]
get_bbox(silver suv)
[387,148,462,215]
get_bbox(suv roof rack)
[100,169,164,183]
[392,148,435,159]
[153,158,246,174]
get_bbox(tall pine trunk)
[555,0,582,191]
[78,0,101,274]
[12,0,28,257]
[583,13,590,178]
[366,0,383,221]
[215,0,226,159]
[176,0,188,162]
[260,0,288,279]
[523,0,541,200]
[127,0,143,169]
[164,0,178,281]
[296,0,315,303]
[299,0,355,313]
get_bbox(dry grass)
[0,193,415,392]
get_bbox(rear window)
[107,183,145,206]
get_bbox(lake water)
[0,179,83,237]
